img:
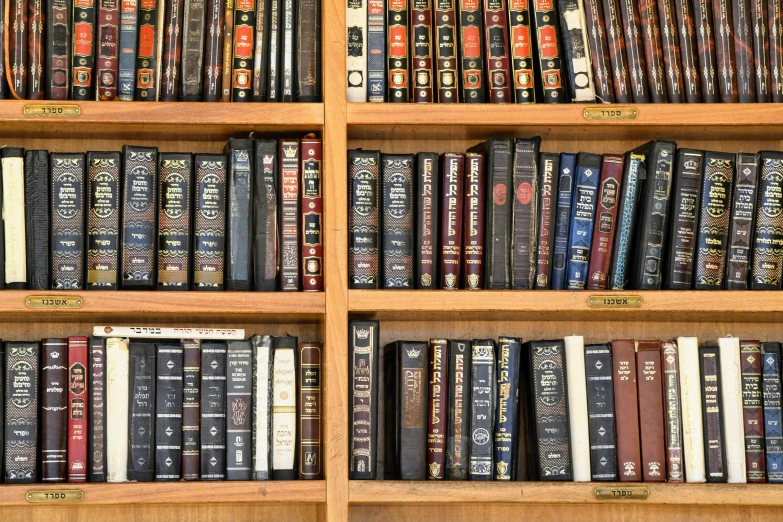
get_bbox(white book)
[564,335,591,481]
[106,338,130,482]
[346,0,368,101]
[272,341,297,477]
[93,326,245,340]
[2,153,26,286]
[718,336,747,483]
[677,336,706,482]
[252,335,274,480]
[560,0,597,102]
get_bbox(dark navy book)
[551,153,576,290]
[762,342,783,483]
[565,153,601,289]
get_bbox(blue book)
[762,342,783,483]
[607,152,645,289]
[551,153,576,290]
[366,0,386,101]
[565,153,601,289]
[493,336,521,480]
[118,0,139,100]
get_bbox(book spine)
[230,0,254,100]
[462,153,485,289]
[511,138,539,289]
[96,0,120,100]
[657,0,684,102]
[366,0,385,101]
[117,0,138,100]
[9,0,28,98]
[565,153,600,290]
[673,0,703,101]
[551,153,575,289]
[5,342,39,483]
[387,0,410,101]
[493,337,520,480]
[482,140,512,289]
[106,338,129,482]
[381,154,414,288]
[531,0,566,102]
[446,341,470,479]
[200,342,226,480]
[266,0,280,100]
[726,153,759,289]
[280,139,300,290]
[272,337,297,479]
[508,0,535,102]
[225,140,254,290]
[435,0,459,102]
[457,0,486,102]
[226,341,252,480]
[349,320,379,479]
[411,0,434,102]
[2,149,25,288]
[469,340,495,480]
[395,341,427,479]
[695,152,735,289]
[221,0,234,101]
[27,0,44,98]
[41,339,68,482]
[564,335,589,481]
[346,0,366,101]
[251,336,272,480]
[752,153,783,289]
[693,0,719,101]
[181,339,200,480]
[157,153,193,290]
[663,149,703,289]
[584,344,618,481]
[483,0,512,102]
[45,0,71,99]
[159,0,185,100]
[349,150,380,289]
[586,154,623,290]
[762,342,783,482]
[72,0,97,99]
[180,0,206,100]
[678,337,706,482]
[88,337,106,482]
[50,153,86,290]
[415,153,439,288]
[715,338,743,483]
[713,0,738,101]
[427,339,448,479]
[583,0,614,102]
[128,343,155,481]
[617,0,649,102]
[611,339,641,481]
[24,150,49,290]
[733,0,756,102]
[662,341,684,482]
[534,154,559,289]
[440,153,465,289]
[700,345,728,482]
[67,337,88,482]
[557,0,596,102]
[193,154,227,291]
[298,342,322,479]
[601,0,632,101]
[301,138,322,291]
[253,140,278,291]
[87,152,120,290]
[134,0,161,99]
[636,341,666,482]
[280,0,294,100]
[751,0,771,101]
[203,0,224,101]
[154,343,183,481]
[638,0,667,102]
[740,341,765,482]
[121,146,158,289]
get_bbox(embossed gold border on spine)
[583,106,639,120]
[24,104,81,117]
[593,486,649,500]
[587,295,643,308]
[26,295,84,309]
[26,490,84,503]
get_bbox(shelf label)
[593,486,649,500]
[26,295,83,309]
[587,295,643,308]
[583,107,638,120]
[24,104,81,117]
[26,490,84,503]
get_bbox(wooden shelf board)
[348,481,783,506]
[0,481,326,506]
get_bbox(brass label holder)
[587,295,643,308]
[583,107,638,120]
[26,490,84,503]
[24,104,81,117]
[26,295,84,309]
[594,486,649,500]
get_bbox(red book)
[96,0,120,100]
[67,336,89,482]
[586,154,624,290]
[636,340,667,482]
[440,153,465,289]
[461,152,485,289]
[426,339,448,479]
[612,339,642,481]
[301,136,323,292]
[482,0,512,102]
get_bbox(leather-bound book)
[27,0,44,98]
[493,337,520,480]
[638,0,668,102]
[121,146,158,289]
[382,154,414,288]
[347,0,367,101]
[440,153,465,289]
[717,336,744,483]
[220,0,233,101]
[740,340,765,482]
[366,0,385,101]
[751,0,771,102]
[67,336,89,482]
[557,0,596,102]
[266,0,281,101]
[88,337,106,482]
[752,152,783,289]
[673,0,703,101]
[692,0,720,101]
[72,0,97,100]
[230,0,254,101]
[661,341,684,482]
[298,342,322,479]
[226,341,252,480]
[700,345,728,482]
[469,339,495,480]
[200,342,226,480]
[694,152,735,290]
[202,0,224,101]
[677,336,706,482]
[155,343,183,481]
[617,0,649,102]
[0,343,3,480]
[45,0,71,99]
[657,0,684,102]
[551,153,576,289]
[24,150,49,290]
[225,139,254,291]
[180,0,207,100]
[601,0,632,102]
[565,152,600,290]
[252,336,273,480]
[86,152,121,290]
[725,153,759,289]
[134,0,163,100]
[8,0,28,99]
[468,140,512,289]
[427,339,448,479]
[435,0,459,102]
[446,340,470,479]
[41,339,68,482]
[387,0,409,101]
[106,338,129,482]
[181,339,200,480]
[128,343,156,481]
[457,0,486,102]
[482,0,512,102]
[713,0,738,101]
[462,153,485,289]
[117,0,138,100]
[280,139,301,290]
[5,342,39,483]
[349,150,380,289]
[586,154,623,290]
[508,0,535,102]
[50,153,86,290]
[2,148,26,289]
[301,137,323,291]
[193,154,227,291]
[280,0,295,101]
[733,0,756,102]
[531,0,566,102]
[272,336,297,479]
[511,137,541,289]
[584,343,618,481]
[636,340,666,482]
[254,140,279,291]
[761,342,783,482]
[158,153,193,290]
[377,340,388,480]
[522,339,571,480]
[415,152,439,289]
[611,339,641,481]
[160,0,185,100]
[564,335,590,481]
[663,149,704,289]
[583,0,613,102]
[410,0,434,102]
[349,320,380,479]
[96,0,120,99]
[534,153,559,289]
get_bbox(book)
[2,148,27,289]
[507,0,534,102]
[722,337,748,483]
[88,337,106,482]
[411,0,434,102]
[347,0,368,101]
[154,343,183,481]
[0,343,3,480]
[266,0,281,101]
[446,340,470,479]
[117,0,138,100]
[272,336,297,479]
[106,338,129,482]
[565,153,601,289]
[440,153,464,289]
[93,326,246,340]
[4,342,39,483]
[607,152,644,290]
[601,0,632,102]
[740,340,765,482]
[531,0,566,102]
[180,0,207,100]
[662,341,684,482]
[67,336,89,482]
[468,339,495,480]
[158,153,193,290]
[483,0,512,102]
[677,336,706,482]
[564,335,590,481]
[586,154,623,290]
[134,0,164,100]
[300,0,324,99]
[28,0,45,96]
[86,152,121,290]
[636,340,666,482]
[71,0,96,100]
[181,339,200,480]
[673,0,702,102]
[534,153,559,289]
[96,0,121,100]
[349,150,380,289]
[692,0,720,101]
[366,0,386,101]
[203,0,224,101]
[700,344,728,482]
[551,153,576,289]
[427,339,448,479]
[280,139,301,291]
[583,0,613,102]
[301,137,323,291]
[751,0,771,102]
[299,342,322,479]
[617,0,649,102]
[279,0,295,101]
[128,342,156,481]
[557,0,596,102]
[462,153,485,289]
[511,138,541,289]
[415,152,439,289]
[200,342,226,480]
[772,0,783,100]
[638,0,667,102]
[231,0,255,100]
[41,339,68,482]
[611,339,641,481]
[50,153,86,290]
[381,154,414,288]
[193,154,227,291]
[349,320,379,479]
[751,152,783,289]
[225,139,254,290]
[762,342,783,482]
[734,0,756,102]
[584,343,618,481]
[226,341,253,480]
[714,0,738,102]
[252,336,273,480]
[493,337,520,480]
[434,0,458,102]
[457,0,485,102]
[121,146,158,289]
[254,140,279,291]
[24,150,49,290]
[657,0,684,102]
[45,0,72,99]
[387,0,410,101]
[726,153,760,289]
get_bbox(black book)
[725,153,760,290]
[0,154,4,288]
[254,140,279,291]
[761,342,783,483]
[181,339,201,480]
[493,337,521,480]
[0,342,3,482]
[225,139,254,291]
[415,152,440,289]
[699,345,727,482]
[377,339,386,480]
[584,343,618,481]
[4,341,40,483]
[193,154,227,291]
[24,150,50,290]
[252,0,271,101]
[200,342,227,480]
[294,0,321,101]
[121,146,158,289]
[381,154,414,288]
[155,343,183,481]
[2,147,25,289]
[158,153,194,290]
[348,150,381,289]
[511,138,541,290]
[349,320,380,479]
[88,337,106,482]
[271,335,298,479]
[280,0,296,101]
[50,153,86,290]
[127,342,156,482]
[608,151,645,290]
[751,152,783,290]
[663,149,704,289]
[535,152,560,289]
[266,0,282,101]
[226,340,253,480]
[40,338,68,483]
[446,340,470,480]
[468,339,495,480]
[86,152,121,290]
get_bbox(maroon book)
[602,0,632,102]
[9,0,28,98]
[426,339,448,480]
[96,0,120,100]
[673,0,703,102]
[67,336,89,483]
[411,0,434,102]
[769,0,783,101]
[740,340,765,482]
[440,153,465,289]
[656,0,684,102]
[751,0,770,102]
[27,0,44,98]
[587,154,624,290]
[636,341,667,482]
[584,0,614,102]
[301,137,323,292]
[734,0,757,102]
[482,0,512,102]
[461,152,485,289]
[693,0,720,102]
[617,0,649,102]
[713,0,738,102]
[612,339,642,482]
[160,0,185,100]
[637,0,668,102]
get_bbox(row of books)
[0,137,322,291]
[349,321,783,483]
[349,139,783,290]
[347,0,783,104]
[0,328,322,483]
[0,0,320,101]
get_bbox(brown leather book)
[583,0,614,102]
[27,0,43,98]
[427,339,448,479]
[636,340,667,482]
[617,0,648,102]
[601,0,632,102]
[586,154,623,290]
[611,339,642,481]
[220,0,233,100]
[181,339,200,480]
[298,342,323,479]
[440,153,465,289]
[411,0,434,102]
[713,0,738,102]
[673,0,703,102]
[638,0,668,102]
[657,0,684,102]
[9,0,28,98]
[159,0,185,100]
[461,152,485,289]
[751,0,770,102]
[740,340,765,482]
[733,0,756,102]
[202,0,224,100]
[692,0,719,102]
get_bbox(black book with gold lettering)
[158,153,193,290]
[751,152,783,290]
[50,153,86,290]
[121,146,158,289]
[193,154,227,291]
[225,139,254,291]
[694,152,735,289]
[86,152,121,290]
[349,320,380,479]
